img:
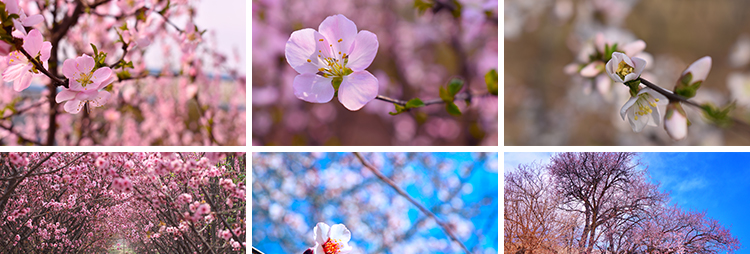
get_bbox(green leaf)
[389,104,406,115]
[680,72,693,86]
[701,102,735,127]
[674,80,701,98]
[116,70,132,80]
[448,78,463,96]
[439,86,452,102]
[405,98,425,109]
[484,69,498,95]
[446,102,461,116]
[414,0,434,15]
[91,43,98,57]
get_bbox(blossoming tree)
[0,152,246,253]
[0,0,245,145]
[504,152,740,253]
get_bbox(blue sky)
[505,152,750,253]
[253,152,498,254]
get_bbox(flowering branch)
[353,152,471,254]
[376,91,490,106]
[16,45,67,88]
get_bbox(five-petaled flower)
[312,222,352,254]
[4,0,43,36]
[3,29,51,91]
[620,88,667,132]
[605,52,647,83]
[55,55,115,114]
[285,14,379,111]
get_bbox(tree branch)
[376,91,492,106]
[353,152,471,254]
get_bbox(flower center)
[616,60,635,79]
[77,71,94,88]
[633,93,659,120]
[310,38,353,78]
[322,238,342,254]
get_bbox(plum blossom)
[606,52,647,83]
[3,29,51,91]
[285,14,379,111]
[55,55,115,114]
[311,222,352,254]
[4,0,43,36]
[620,88,667,132]
[681,56,712,85]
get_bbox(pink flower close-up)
[3,29,51,91]
[55,55,115,114]
[285,14,379,111]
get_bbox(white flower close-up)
[606,52,647,83]
[312,222,352,254]
[620,87,668,132]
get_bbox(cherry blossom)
[4,0,43,36]
[312,222,353,254]
[606,52,647,83]
[664,102,688,140]
[285,14,379,111]
[55,55,115,114]
[620,87,667,132]
[3,29,51,91]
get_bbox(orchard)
[0,152,246,253]
[0,0,245,146]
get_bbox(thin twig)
[353,152,471,254]
[17,47,67,88]
[376,91,492,106]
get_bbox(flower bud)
[681,56,712,84]
[664,102,688,140]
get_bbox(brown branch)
[17,46,67,88]
[353,152,471,254]
[376,91,493,106]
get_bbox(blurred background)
[252,152,498,254]
[505,0,750,145]
[252,0,498,146]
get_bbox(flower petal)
[64,99,84,114]
[313,222,330,245]
[315,245,325,254]
[682,56,712,83]
[338,71,378,111]
[648,102,660,127]
[22,29,43,55]
[89,90,111,108]
[40,42,51,62]
[318,14,358,57]
[293,73,334,103]
[328,224,351,243]
[76,55,95,73]
[56,89,77,103]
[632,57,647,78]
[623,40,646,57]
[620,97,638,120]
[347,30,378,71]
[314,32,335,60]
[13,72,32,91]
[605,56,624,83]
[629,109,649,132]
[21,14,43,27]
[285,28,321,74]
[91,67,112,86]
[62,58,77,80]
[579,61,602,78]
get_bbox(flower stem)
[17,46,67,88]
[376,91,492,106]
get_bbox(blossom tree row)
[0,152,246,253]
[505,152,740,253]
[0,0,245,146]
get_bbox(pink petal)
[62,59,78,79]
[328,224,351,243]
[338,71,378,111]
[292,73,334,103]
[55,89,77,103]
[347,30,378,71]
[40,42,51,62]
[3,64,30,81]
[22,29,43,55]
[683,56,712,83]
[314,32,335,60]
[91,67,112,85]
[21,14,43,27]
[76,55,95,73]
[97,76,116,90]
[285,28,320,74]
[318,14,357,57]
[64,99,84,114]
[89,90,111,108]
[13,72,32,91]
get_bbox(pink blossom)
[55,55,115,114]
[4,0,44,36]
[285,14,379,111]
[3,29,51,91]
[196,203,210,215]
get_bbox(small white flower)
[606,52,647,83]
[620,88,667,132]
[313,222,352,254]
